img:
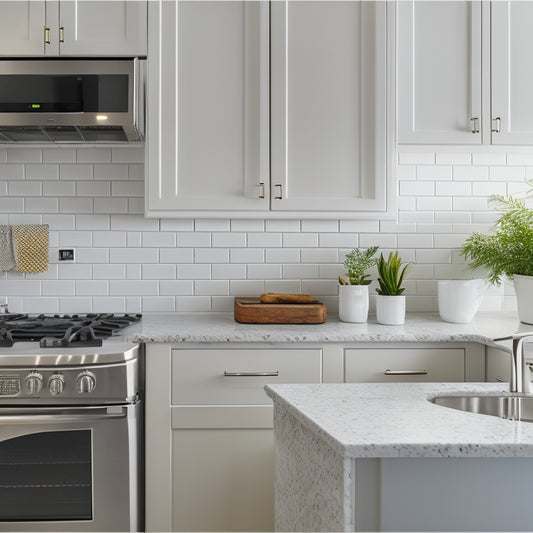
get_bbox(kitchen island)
[265,382,533,532]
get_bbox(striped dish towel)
[12,224,49,273]
[0,225,15,271]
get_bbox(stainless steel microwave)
[0,59,144,143]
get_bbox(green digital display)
[31,104,40,109]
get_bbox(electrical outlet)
[58,249,75,261]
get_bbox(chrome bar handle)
[59,26,64,43]
[224,371,279,377]
[492,117,501,133]
[274,184,283,200]
[495,377,505,383]
[258,182,265,199]
[44,27,51,44]
[470,117,480,134]
[384,369,428,376]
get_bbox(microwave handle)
[0,406,126,422]
[133,57,146,140]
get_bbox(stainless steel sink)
[430,395,533,422]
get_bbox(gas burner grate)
[0,313,141,348]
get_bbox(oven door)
[0,403,142,532]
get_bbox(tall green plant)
[461,183,533,285]
[338,246,379,285]
[375,252,409,296]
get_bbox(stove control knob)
[48,374,64,396]
[25,372,43,395]
[76,371,96,394]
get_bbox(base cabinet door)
[172,425,273,532]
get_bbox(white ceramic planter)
[437,279,486,324]
[513,274,533,324]
[375,294,406,326]
[338,284,369,323]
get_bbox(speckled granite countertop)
[127,311,525,345]
[265,382,533,458]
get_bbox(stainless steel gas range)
[0,313,143,532]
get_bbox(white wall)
[0,145,527,314]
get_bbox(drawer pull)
[495,376,505,383]
[384,369,428,376]
[224,371,279,377]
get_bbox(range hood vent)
[0,59,144,143]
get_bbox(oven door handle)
[0,406,127,422]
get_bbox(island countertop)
[265,382,533,459]
[128,311,525,345]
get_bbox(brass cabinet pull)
[492,117,501,133]
[59,26,64,43]
[44,27,51,44]
[470,117,480,134]
[224,371,279,377]
[258,182,265,199]
[384,369,428,376]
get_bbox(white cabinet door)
[491,1,533,144]
[270,1,389,213]
[345,348,465,382]
[172,427,274,532]
[56,0,147,56]
[397,1,482,144]
[146,1,270,217]
[0,1,45,56]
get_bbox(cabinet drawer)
[172,349,321,405]
[345,348,465,382]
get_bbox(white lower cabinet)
[145,342,483,532]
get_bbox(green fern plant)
[375,252,410,296]
[338,246,379,286]
[461,182,533,285]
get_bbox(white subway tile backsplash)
[75,280,108,296]
[195,219,231,232]
[248,232,282,248]
[25,197,58,213]
[26,164,59,180]
[212,264,245,280]
[77,181,110,196]
[59,164,92,180]
[142,264,176,280]
[43,149,76,164]
[109,280,158,296]
[7,148,41,163]
[43,181,75,196]
[0,164,24,180]
[282,232,318,248]
[0,146,528,313]
[435,153,472,165]
[94,197,128,213]
[94,164,128,180]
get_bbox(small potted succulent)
[375,251,410,325]
[338,246,378,323]
[461,183,533,324]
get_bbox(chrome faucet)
[495,332,533,393]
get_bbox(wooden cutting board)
[234,297,327,324]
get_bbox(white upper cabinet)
[0,1,46,55]
[270,1,388,213]
[146,1,394,219]
[398,0,533,146]
[491,1,533,144]
[146,1,270,215]
[0,0,147,56]
[397,1,482,144]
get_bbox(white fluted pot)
[338,284,369,323]
[513,274,533,324]
[375,294,406,326]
